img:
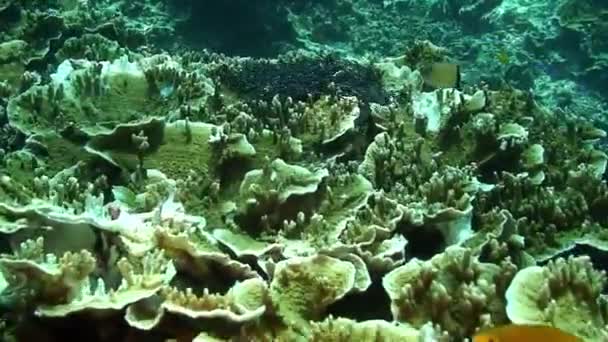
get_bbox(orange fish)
[473,324,583,342]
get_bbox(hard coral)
[505,256,608,341]
[383,246,516,339]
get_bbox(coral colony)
[0,0,607,341]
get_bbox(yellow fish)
[473,324,583,342]
[496,50,510,65]
[421,62,461,89]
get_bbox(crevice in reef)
[326,274,392,322]
[400,224,446,261]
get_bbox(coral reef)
[0,0,608,341]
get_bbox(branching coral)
[36,249,176,317]
[236,158,328,234]
[383,246,516,339]
[505,256,608,340]
[0,237,96,306]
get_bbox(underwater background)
[0,0,607,341]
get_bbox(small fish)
[496,50,510,65]
[421,62,461,89]
[473,324,583,342]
